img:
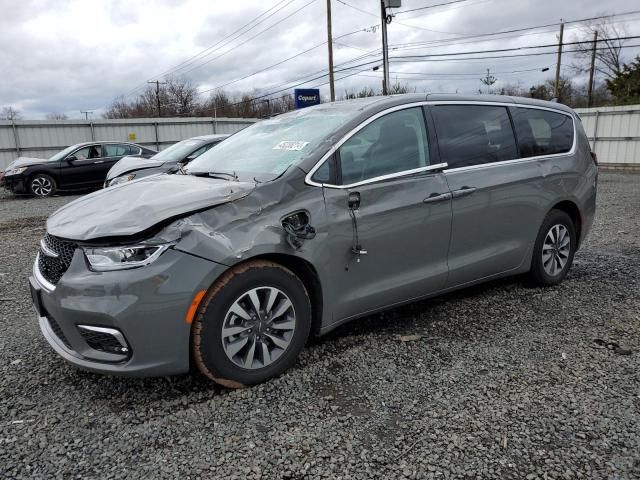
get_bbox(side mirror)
[66,155,77,162]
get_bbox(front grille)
[38,233,77,285]
[48,316,72,350]
[78,328,130,357]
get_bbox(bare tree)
[388,81,413,95]
[572,18,627,80]
[0,106,21,120]
[343,87,376,99]
[499,81,528,97]
[45,112,68,120]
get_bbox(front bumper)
[30,247,227,376]
[2,174,27,193]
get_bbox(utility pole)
[148,80,167,117]
[80,110,93,120]
[326,0,335,102]
[380,0,391,95]
[587,30,598,108]
[553,21,564,99]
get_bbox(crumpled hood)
[5,156,51,170]
[106,155,165,182]
[47,174,255,241]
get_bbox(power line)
[391,10,640,52]
[225,58,383,106]
[178,0,319,77]
[118,0,296,99]
[390,42,640,63]
[336,0,466,35]
[206,41,327,92]
[149,0,296,81]
[394,0,472,15]
[390,35,640,60]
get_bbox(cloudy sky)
[1,0,638,119]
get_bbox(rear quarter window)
[512,108,574,158]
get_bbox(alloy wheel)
[542,224,571,276]
[221,286,296,369]
[32,177,53,197]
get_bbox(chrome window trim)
[33,253,56,292]
[305,102,431,188]
[304,100,576,188]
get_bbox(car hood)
[5,156,51,170]
[106,155,165,181]
[47,174,255,241]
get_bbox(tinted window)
[127,145,141,155]
[338,107,430,185]
[513,108,574,158]
[432,105,517,168]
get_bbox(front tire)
[29,174,56,197]
[192,260,311,388]
[528,209,576,286]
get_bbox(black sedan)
[104,134,229,187]
[1,142,156,197]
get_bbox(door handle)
[423,192,452,204]
[93,160,105,164]
[451,186,477,198]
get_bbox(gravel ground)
[1,174,639,479]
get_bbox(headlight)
[83,244,170,271]
[5,166,28,176]
[108,173,136,186]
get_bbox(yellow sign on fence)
[128,132,137,141]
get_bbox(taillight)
[590,151,598,166]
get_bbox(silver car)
[29,94,597,387]
[104,134,229,187]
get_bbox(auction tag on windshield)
[273,141,309,151]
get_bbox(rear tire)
[192,260,311,388]
[29,174,56,198]
[528,209,576,286]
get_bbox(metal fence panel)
[0,117,258,168]
[575,105,640,167]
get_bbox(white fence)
[0,117,259,169]
[2,106,639,171]
[574,104,640,170]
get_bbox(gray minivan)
[29,94,597,387]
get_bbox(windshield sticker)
[273,141,309,151]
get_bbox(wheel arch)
[26,169,58,194]
[227,253,325,337]
[550,200,582,248]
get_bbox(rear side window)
[338,107,430,185]
[103,144,129,157]
[512,108,574,157]
[432,105,518,168]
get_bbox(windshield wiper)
[206,171,238,181]
[189,170,239,181]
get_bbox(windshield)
[187,105,361,181]
[152,139,206,163]
[49,145,78,162]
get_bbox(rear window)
[512,108,574,158]
[431,105,518,168]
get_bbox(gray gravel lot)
[1,174,639,479]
